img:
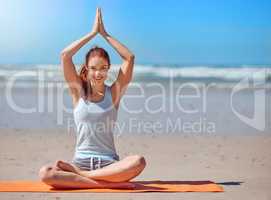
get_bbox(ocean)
[0,64,270,86]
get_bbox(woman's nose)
[95,71,102,77]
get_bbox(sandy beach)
[0,128,270,199]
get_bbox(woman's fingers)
[96,7,99,16]
[95,8,100,24]
[98,8,101,24]
[96,8,102,34]
[98,7,102,17]
[91,8,99,34]
[99,8,105,26]
[97,7,101,20]
[99,7,102,19]
[97,7,107,36]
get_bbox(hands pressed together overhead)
[91,8,108,37]
[61,6,135,110]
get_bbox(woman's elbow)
[124,54,135,62]
[128,54,135,61]
[60,51,72,61]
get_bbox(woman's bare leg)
[38,164,135,189]
[57,155,146,182]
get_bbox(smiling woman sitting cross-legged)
[38,8,146,189]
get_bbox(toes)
[55,160,61,166]
[55,160,67,171]
[55,160,65,167]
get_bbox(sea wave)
[0,64,270,83]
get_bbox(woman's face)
[87,56,109,84]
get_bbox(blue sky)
[0,0,270,65]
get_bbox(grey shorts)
[71,154,119,171]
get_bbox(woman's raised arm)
[60,8,99,102]
[98,8,135,109]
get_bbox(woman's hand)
[98,8,109,37]
[91,8,100,35]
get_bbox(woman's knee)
[120,155,146,181]
[128,155,146,169]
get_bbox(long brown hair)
[79,46,111,98]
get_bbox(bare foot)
[55,160,80,174]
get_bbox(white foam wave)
[0,64,270,82]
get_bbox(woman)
[38,8,146,189]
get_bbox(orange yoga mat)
[0,180,223,193]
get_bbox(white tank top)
[72,84,119,161]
